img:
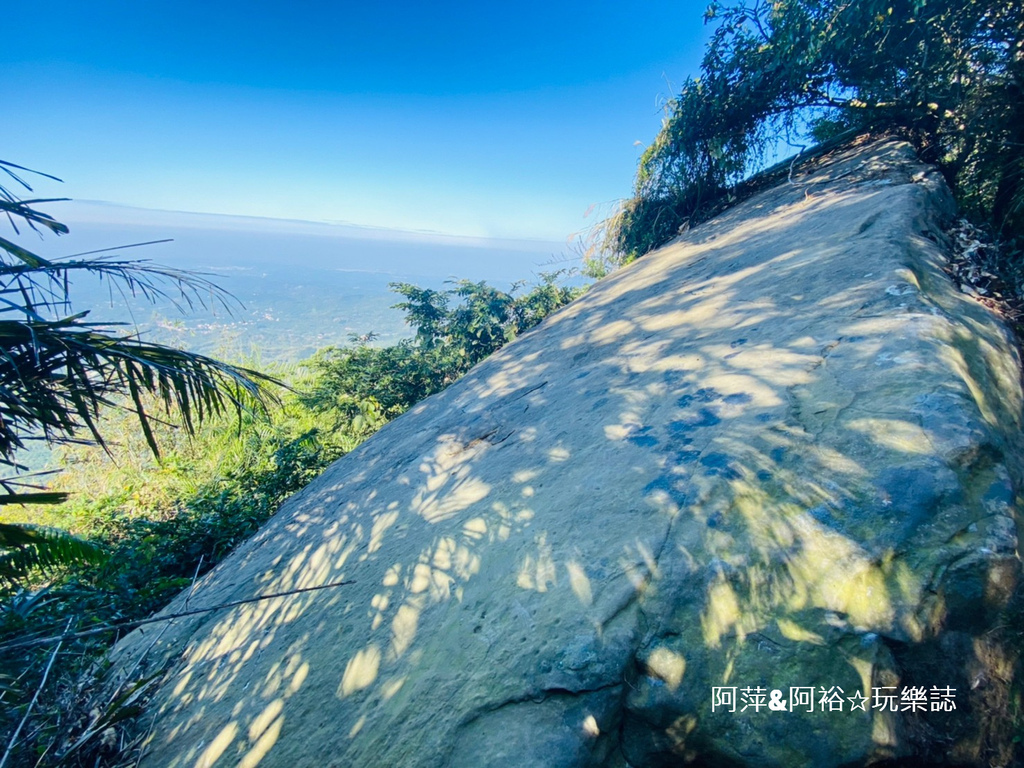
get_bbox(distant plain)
[29,202,572,363]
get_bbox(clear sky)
[2,1,713,242]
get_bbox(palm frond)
[0,160,68,239]
[0,522,106,584]
[0,315,282,464]
[0,157,285,471]
[0,254,243,319]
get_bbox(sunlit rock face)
[112,140,1023,767]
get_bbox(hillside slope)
[109,139,1024,767]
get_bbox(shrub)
[609,0,1024,263]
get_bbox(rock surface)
[112,140,1023,767]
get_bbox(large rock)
[112,140,1023,767]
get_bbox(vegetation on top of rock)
[604,0,1024,266]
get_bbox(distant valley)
[32,202,575,363]
[13,204,575,470]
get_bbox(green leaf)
[0,522,107,583]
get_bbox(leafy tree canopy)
[608,0,1024,262]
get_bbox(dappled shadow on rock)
[107,140,1023,768]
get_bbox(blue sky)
[3,1,713,242]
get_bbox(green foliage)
[0,523,106,586]
[609,0,1024,263]
[394,274,580,360]
[302,339,447,418]
[305,273,585,419]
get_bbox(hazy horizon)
[37,200,571,281]
[22,200,579,365]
